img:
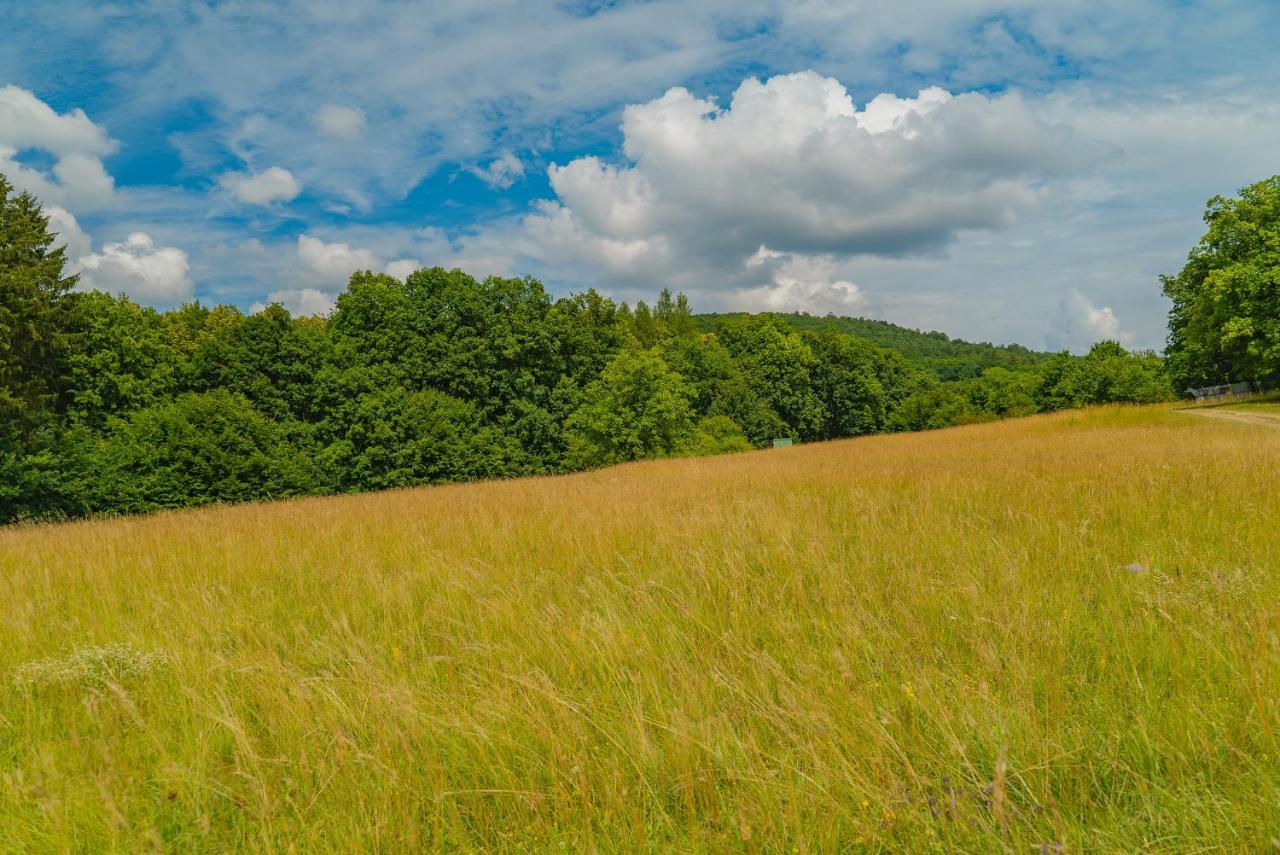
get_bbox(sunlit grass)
[2,403,1278,851]
[1221,400,1280,415]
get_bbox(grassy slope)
[2,404,1279,851]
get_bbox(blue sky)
[2,1,1278,351]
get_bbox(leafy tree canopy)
[565,347,699,468]
[1163,174,1280,389]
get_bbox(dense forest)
[1,175,1174,523]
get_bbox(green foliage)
[698,311,1052,380]
[888,384,974,431]
[548,289,629,387]
[654,288,696,338]
[954,366,1043,418]
[186,303,330,423]
[659,334,784,446]
[804,329,925,438]
[1039,342,1173,409]
[64,290,180,429]
[0,425,96,522]
[679,415,753,457]
[0,175,79,448]
[87,390,316,513]
[630,300,660,348]
[329,268,574,469]
[715,316,826,440]
[565,348,696,467]
[1162,174,1280,390]
[317,386,520,490]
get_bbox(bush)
[87,390,316,513]
[680,415,753,457]
[316,386,522,490]
[888,385,973,431]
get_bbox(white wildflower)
[12,643,168,687]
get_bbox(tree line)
[1,174,1175,523]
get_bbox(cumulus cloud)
[1046,289,1133,352]
[571,72,1099,255]
[730,249,867,315]
[292,234,421,308]
[43,204,93,259]
[384,258,422,280]
[15,0,1270,220]
[296,234,382,283]
[0,85,113,155]
[294,234,419,290]
[482,71,1107,313]
[0,85,116,209]
[469,150,525,189]
[252,287,337,317]
[73,232,194,307]
[38,206,194,310]
[219,166,301,205]
[314,104,366,141]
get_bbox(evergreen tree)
[0,176,79,445]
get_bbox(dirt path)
[1180,407,1280,427]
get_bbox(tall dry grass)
[1,404,1278,851]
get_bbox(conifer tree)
[0,175,79,446]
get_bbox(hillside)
[695,311,1055,380]
[3,403,1278,850]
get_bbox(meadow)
[1,403,1278,851]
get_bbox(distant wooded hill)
[696,312,1051,380]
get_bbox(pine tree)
[0,174,79,448]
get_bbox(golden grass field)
[2,403,1279,852]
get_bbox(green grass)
[2,404,1279,851]
[1220,400,1280,415]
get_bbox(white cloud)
[384,258,421,280]
[468,71,1106,316]
[730,249,867,315]
[597,72,1099,256]
[0,85,113,156]
[296,234,381,283]
[16,0,1267,220]
[219,166,301,205]
[1046,289,1133,353]
[43,205,92,259]
[856,86,952,134]
[314,104,365,141]
[39,205,197,312]
[469,150,525,189]
[73,232,194,307]
[0,85,116,209]
[294,235,423,299]
[252,287,337,317]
